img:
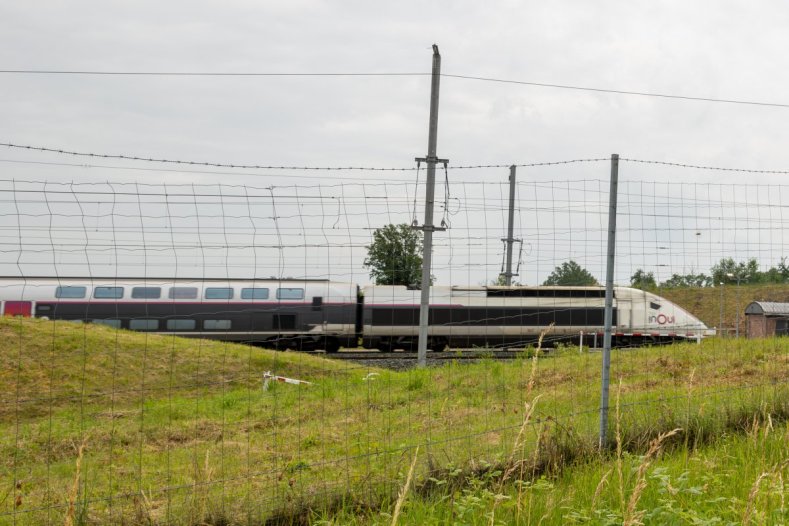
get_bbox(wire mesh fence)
[1,158,789,524]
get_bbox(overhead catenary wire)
[2,69,788,108]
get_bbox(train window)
[277,288,304,300]
[205,287,234,300]
[649,302,661,310]
[55,286,87,299]
[167,319,197,330]
[486,289,607,298]
[132,287,162,299]
[93,319,122,329]
[94,286,124,299]
[241,287,269,300]
[168,287,198,300]
[204,319,231,330]
[129,319,159,331]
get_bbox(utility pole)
[725,272,743,337]
[414,44,447,367]
[501,165,519,286]
[719,281,724,337]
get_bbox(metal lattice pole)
[501,165,518,286]
[415,44,447,367]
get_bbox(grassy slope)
[0,316,347,420]
[658,283,789,334]
[1,317,789,525]
[1,317,353,525]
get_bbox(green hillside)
[657,283,789,335]
[0,316,347,420]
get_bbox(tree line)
[364,223,789,288]
[631,257,789,289]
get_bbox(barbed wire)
[0,142,417,171]
[450,158,609,169]
[620,157,789,175]
[1,142,612,172]
[5,142,789,174]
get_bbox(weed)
[622,427,682,525]
[390,446,418,526]
[405,373,425,392]
[63,439,87,526]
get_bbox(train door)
[4,301,32,317]
[633,290,650,331]
[312,296,324,328]
[615,299,631,329]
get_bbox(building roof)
[744,301,789,316]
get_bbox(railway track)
[326,349,527,360]
[310,348,537,368]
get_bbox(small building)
[745,302,789,338]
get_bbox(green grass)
[318,422,789,525]
[1,316,789,525]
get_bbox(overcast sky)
[1,1,788,284]
[3,1,789,177]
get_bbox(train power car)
[0,277,359,352]
[361,284,713,351]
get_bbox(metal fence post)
[598,153,619,450]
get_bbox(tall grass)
[2,317,789,524]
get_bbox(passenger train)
[0,277,713,351]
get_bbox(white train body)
[361,285,712,350]
[0,277,712,351]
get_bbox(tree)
[710,258,760,284]
[542,260,598,286]
[630,269,657,289]
[710,257,789,285]
[761,265,786,284]
[490,274,521,286]
[363,224,423,286]
[777,257,789,282]
[661,272,711,288]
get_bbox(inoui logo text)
[649,314,675,325]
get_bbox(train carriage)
[0,277,359,352]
